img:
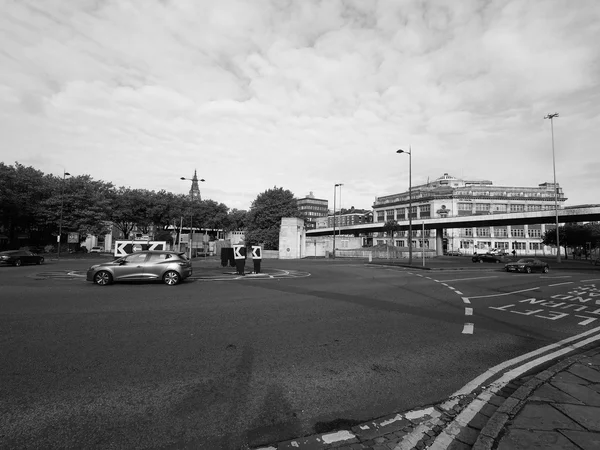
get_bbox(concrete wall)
[279,218,306,259]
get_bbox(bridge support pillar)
[436,228,444,256]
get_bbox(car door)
[112,253,149,280]
[143,253,172,279]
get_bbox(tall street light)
[332,183,342,258]
[544,113,561,263]
[57,170,71,259]
[180,175,205,259]
[396,147,412,265]
[338,183,343,237]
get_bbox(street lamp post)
[338,183,343,237]
[544,113,561,263]
[396,147,412,265]
[332,183,342,258]
[180,175,205,259]
[57,170,71,259]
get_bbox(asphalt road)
[1,257,599,449]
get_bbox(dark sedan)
[505,258,549,273]
[472,253,505,264]
[0,250,44,266]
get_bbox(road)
[1,257,599,449]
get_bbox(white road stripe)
[435,276,499,283]
[462,323,474,334]
[462,297,471,304]
[455,291,463,295]
[429,329,600,450]
[465,308,473,316]
[581,278,600,282]
[548,282,574,287]
[468,287,539,299]
[451,324,600,397]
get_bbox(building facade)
[372,173,567,255]
[297,192,329,229]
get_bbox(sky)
[1,0,599,212]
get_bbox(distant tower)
[190,169,202,201]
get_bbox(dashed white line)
[455,291,463,295]
[462,297,471,304]
[435,276,499,283]
[465,308,473,316]
[462,323,474,334]
[548,281,574,287]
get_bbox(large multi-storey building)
[297,192,329,229]
[316,209,373,229]
[372,173,566,255]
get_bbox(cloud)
[1,0,599,211]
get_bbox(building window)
[396,208,405,220]
[475,203,490,213]
[510,204,525,212]
[460,240,474,249]
[530,243,543,250]
[529,229,541,238]
[377,211,385,222]
[395,240,405,247]
[512,228,525,238]
[494,228,508,237]
[464,228,473,237]
[476,227,490,237]
[495,242,510,249]
[420,204,431,218]
[386,209,394,221]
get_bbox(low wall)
[263,250,279,259]
[335,249,436,259]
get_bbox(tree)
[382,220,402,247]
[245,187,301,249]
[224,209,247,232]
[541,224,597,259]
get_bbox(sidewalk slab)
[497,429,581,450]
[553,404,600,432]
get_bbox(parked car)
[86,251,192,286]
[90,246,103,253]
[445,250,463,256]
[0,250,44,266]
[505,258,550,273]
[472,253,505,263]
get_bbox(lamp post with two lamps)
[544,112,561,263]
[396,147,412,265]
[180,175,205,259]
[57,170,71,260]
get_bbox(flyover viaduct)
[305,205,600,256]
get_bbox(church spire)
[190,169,202,201]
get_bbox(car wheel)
[526,267,532,274]
[94,271,113,286]
[14,259,22,267]
[479,259,484,263]
[163,270,180,286]
[543,266,549,273]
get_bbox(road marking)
[549,281,574,287]
[455,291,463,295]
[461,323,474,334]
[429,328,600,450]
[582,278,600,282]
[452,324,600,397]
[467,287,539,299]
[465,308,473,316]
[462,297,471,304]
[435,276,499,283]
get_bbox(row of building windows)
[459,241,545,250]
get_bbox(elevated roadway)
[306,205,600,237]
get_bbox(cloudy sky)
[1,0,599,212]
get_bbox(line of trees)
[0,163,301,251]
[542,223,600,259]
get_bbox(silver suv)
[86,251,192,286]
